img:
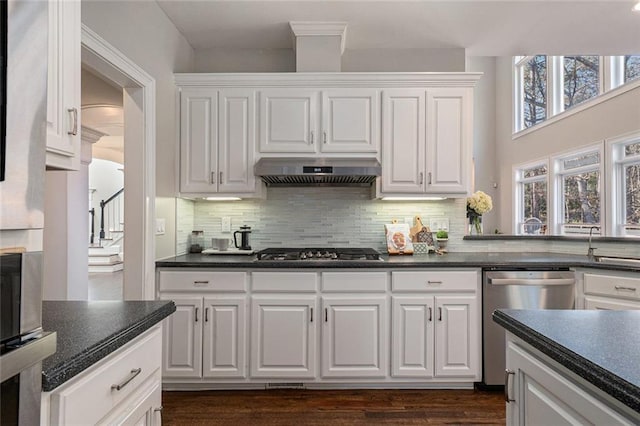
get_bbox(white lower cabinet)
[321,296,388,378]
[161,296,247,379]
[506,335,636,425]
[41,326,163,426]
[582,270,640,310]
[157,268,481,388]
[391,270,481,381]
[250,296,317,378]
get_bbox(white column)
[43,127,104,300]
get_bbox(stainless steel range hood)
[254,158,381,187]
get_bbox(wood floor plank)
[162,389,505,425]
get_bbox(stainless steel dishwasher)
[482,269,576,387]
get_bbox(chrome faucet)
[587,226,598,261]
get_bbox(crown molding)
[289,21,348,53]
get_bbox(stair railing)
[89,208,95,245]
[99,188,124,242]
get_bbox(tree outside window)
[624,55,640,83]
[563,56,600,110]
[522,56,547,129]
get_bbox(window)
[624,55,640,83]
[555,148,603,235]
[563,56,600,109]
[514,55,639,132]
[610,135,640,236]
[514,162,548,234]
[516,56,547,129]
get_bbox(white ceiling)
[156,0,640,56]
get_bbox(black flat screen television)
[1,0,7,182]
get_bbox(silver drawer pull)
[67,107,78,135]
[504,369,515,402]
[194,280,210,286]
[111,368,142,391]
[615,285,637,292]
[427,280,442,285]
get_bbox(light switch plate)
[155,218,166,235]
[222,217,231,233]
[429,217,449,232]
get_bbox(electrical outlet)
[429,217,449,231]
[155,218,166,235]
[222,217,231,233]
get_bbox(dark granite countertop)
[156,252,640,272]
[41,300,176,391]
[493,309,640,414]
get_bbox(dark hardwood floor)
[162,388,505,425]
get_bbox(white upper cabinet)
[46,0,81,170]
[180,88,258,195]
[259,88,379,155]
[380,89,426,193]
[321,89,379,154]
[259,89,318,153]
[379,87,473,198]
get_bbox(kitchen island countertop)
[156,251,640,272]
[41,300,176,391]
[493,309,640,414]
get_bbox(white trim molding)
[81,24,157,301]
[289,21,348,53]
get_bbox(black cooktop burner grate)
[256,248,381,261]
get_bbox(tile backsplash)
[178,187,465,254]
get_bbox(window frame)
[513,159,549,235]
[606,131,640,237]
[513,55,639,134]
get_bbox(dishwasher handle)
[488,277,575,286]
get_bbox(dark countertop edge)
[493,310,640,413]
[155,257,640,273]
[42,302,176,392]
[464,235,637,243]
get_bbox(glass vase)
[468,215,483,235]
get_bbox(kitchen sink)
[592,256,640,267]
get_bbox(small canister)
[189,230,205,253]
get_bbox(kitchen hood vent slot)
[255,158,381,187]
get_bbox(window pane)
[523,165,547,178]
[563,171,600,224]
[624,55,640,83]
[625,163,640,225]
[563,152,600,170]
[523,56,547,128]
[564,56,600,109]
[625,141,640,157]
[523,181,547,226]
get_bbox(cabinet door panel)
[426,88,470,194]
[46,0,80,170]
[180,89,218,193]
[161,298,203,378]
[250,296,317,378]
[392,297,434,378]
[203,297,247,378]
[321,89,379,153]
[322,296,388,378]
[584,296,640,310]
[218,89,255,193]
[381,90,425,193]
[434,296,479,378]
[259,90,317,153]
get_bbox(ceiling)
[156,0,640,56]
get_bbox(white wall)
[494,57,640,233]
[89,158,124,221]
[82,0,195,260]
[466,56,498,233]
[82,68,123,106]
[193,47,466,72]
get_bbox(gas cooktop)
[256,248,382,261]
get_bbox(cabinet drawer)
[159,270,247,292]
[51,326,161,426]
[252,272,317,292]
[584,274,640,301]
[584,295,640,310]
[322,272,388,292]
[392,270,478,292]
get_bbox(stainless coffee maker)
[233,225,252,250]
